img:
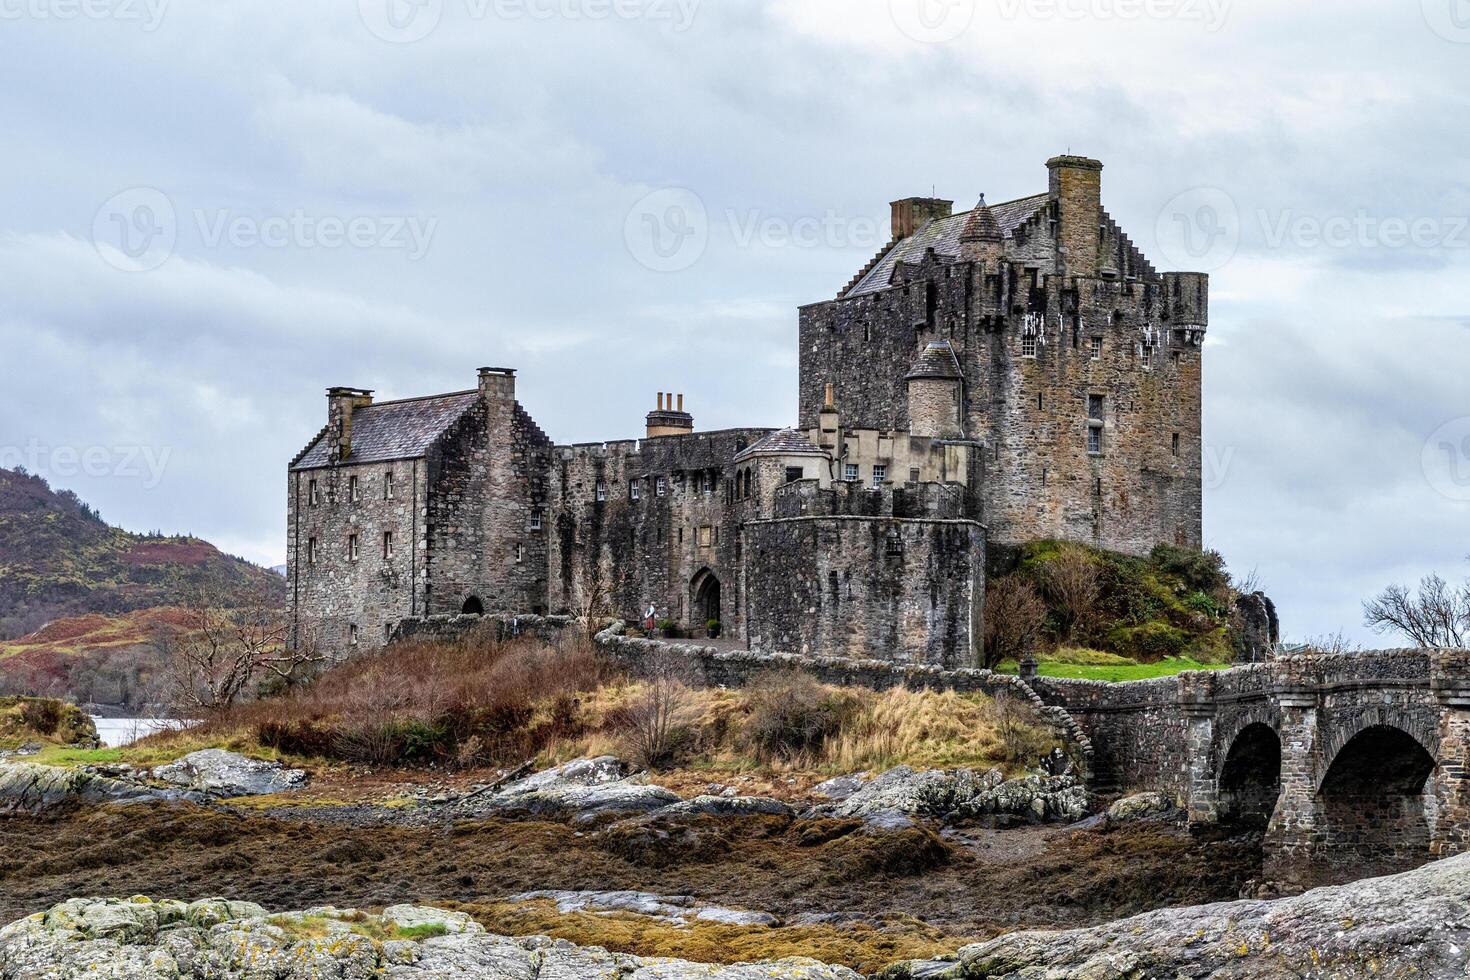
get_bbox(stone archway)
[1218,723,1281,827]
[1315,724,1437,879]
[461,595,486,616]
[691,569,721,629]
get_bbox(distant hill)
[0,467,283,641]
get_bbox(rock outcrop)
[511,890,781,927]
[0,897,861,979]
[0,763,201,814]
[879,852,1470,979]
[151,749,308,798]
[829,767,1087,824]
[469,756,681,820]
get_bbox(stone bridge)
[1029,650,1470,883]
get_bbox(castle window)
[530,510,543,531]
[909,467,920,483]
[348,534,359,561]
[349,475,360,503]
[515,543,524,563]
[307,537,318,565]
[1090,336,1103,360]
[829,571,839,602]
[785,466,805,484]
[630,480,641,501]
[1087,395,1105,455]
[349,624,359,646]
[885,532,904,557]
[872,464,887,488]
[844,463,858,482]
[1141,340,1155,368]
[1021,333,1037,358]
[308,480,319,506]
[382,531,394,560]
[1172,433,1181,456]
[656,477,666,496]
[595,480,607,502]
[698,526,713,548]
[384,471,394,500]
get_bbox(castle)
[288,155,1207,664]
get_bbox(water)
[91,718,197,748]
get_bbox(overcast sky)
[3,0,1469,645]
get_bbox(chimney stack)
[326,386,375,461]
[890,196,954,240]
[817,382,841,453]
[646,391,694,439]
[478,366,516,403]
[1046,155,1104,276]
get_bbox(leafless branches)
[1364,572,1470,648]
[1038,543,1100,643]
[982,577,1047,670]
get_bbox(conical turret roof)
[959,195,1004,243]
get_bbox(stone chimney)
[890,197,954,240]
[646,392,694,439]
[817,383,841,454]
[478,367,516,403]
[1046,155,1104,276]
[326,387,374,461]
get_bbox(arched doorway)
[1317,725,1436,879]
[1218,723,1281,827]
[691,569,721,629]
[461,595,485,616]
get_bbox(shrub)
[982,578,1046,669]
[742,672,853,762]
[1105,621,1190,661]
[18,698,63,736]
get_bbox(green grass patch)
[998,656,1232,682]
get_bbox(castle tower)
[905,342,963,439]
[959,195,1005,266]
[646,392,694,438]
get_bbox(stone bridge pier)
[1032,649,1470,886]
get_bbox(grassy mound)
[0,696,98,750]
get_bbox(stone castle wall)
[742,515,984,668]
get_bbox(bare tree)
[983,577,1047,670]
[572,578,613,641]
[157,586,328,714]
[1040,544,1100,643]
[1364,573,1470,648]
[622,651,696,770]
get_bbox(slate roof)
[906,341,963,380]
[733,428,828,463]
[291,390,482,471]
[846,192,1049,298]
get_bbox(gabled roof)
[846,192,1049,298]
[906,341,963,381]
[290,391,482,471]
[733,428,827,463]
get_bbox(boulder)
[878,851,1470,979]
[0,763,198,814]
[151,750,307,798]
[810,773,870,802]
[1106,791,1180,824]
[472,756,682,820]
[830,766,1086,824]
[0,897,860,978]
[662,795,794,818]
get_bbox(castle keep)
[289,155,1207,664]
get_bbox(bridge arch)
[1217,722,1281,827]
[1313,721,1438,879]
